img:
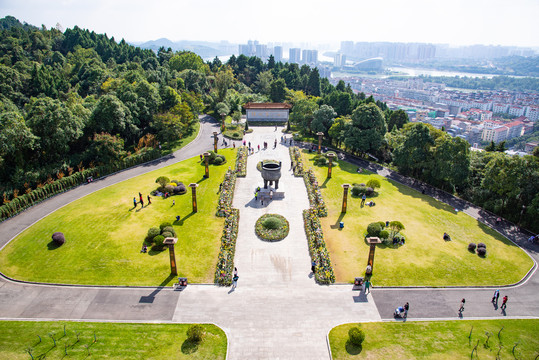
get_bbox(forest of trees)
[0,16,537,231]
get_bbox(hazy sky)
[1,0,538,48]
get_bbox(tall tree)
[311,105,337,136]
[387,109,409,131]
[344,103,387,154]
[289,97,319,134]
[306,67,321,96]
[269,78,286,102]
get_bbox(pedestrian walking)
[501,295,508,310]
[140,198,144,207]
[492,289,500,303]
[147,195,151,205]
[232,273,239,289]
[233,142,235,149]
[404,302,409,318]
[274,139,277,148]
[311,260,316,273]
[270,189,273,200]
[133,197,137,208]
[258,144,260,151]
[234,267,238,276]
[139,192,143,202]
[255,191,258,201]
[458,298,465,313]
[172,200,175,206]
[365,279,371,294]
[361,194,366,206]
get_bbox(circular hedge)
[51,232,65,245]
[255,214,289,241]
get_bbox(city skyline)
[1,0,538,49]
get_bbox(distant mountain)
[135,38,237,59]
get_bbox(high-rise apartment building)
[289,48,301,63]
[273,46,283,62]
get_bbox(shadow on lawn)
[330,213,346,230]
[174,211,195,226]
[181,339,199,354]
[345,340,362,355]
[47,240,62,250]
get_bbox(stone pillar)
[316,132,324,154]
[189,183,199,213]
[341,184,350,213]
[163,237,178,275]
[220,113,226,132]
[327,153,335,178]
[213,132,218,152]
[203,152,211,178]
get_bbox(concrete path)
[0,123,537,359]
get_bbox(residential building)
[505,120,524,140]
[289,48,301,63]
[273,46,283,62]
[482,126,508,143]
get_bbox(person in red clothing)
[501,295,508,310]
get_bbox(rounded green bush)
[351,185,367,197]
[162,226,175,236]
[262,216,282,230]
[159,222,172,231]
[213,157,224,165]
[366,179,381,189]
[477,247,487,256]
[152,235,165,249]
[186,324,205,343]
[161,231,173,238]
[255,214,289,241]
[147,227,160,240]
[348,327,365,346]
[367,222,382,237]
[379,229,390,239]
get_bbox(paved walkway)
[0,124,537,359]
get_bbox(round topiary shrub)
[213,156,224,165]
[152,235,165,249]
[348,327,365,346]
[477,247,487,256]
[52,232,65,245]
[164,184,175,193]
[255,214,290,241]
[315,156,328,166]
[351,185,367,197]
[379,229,390,239]
[160,222,172,231]
[186,324,205,344]
[468,243,477,252]
[477,243,486,249]
[366,187,375,196]
[174,183,187,195]
[161,231,173,238]
[147,227,160,240]
[367,222,382,237]
[162,226,176,236]
[366,179,381,189]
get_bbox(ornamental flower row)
[216,169,237,217]
[289,146,304,177]
[303,208,335,284]
[214,208,240,285]
[235,146,248,177]
[303,168,328,217]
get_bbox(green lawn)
[329,319,539,359]
[0,321,227,360]
[302,151,533,286]
[0,149,236,286]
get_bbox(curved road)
[0,122,537,359]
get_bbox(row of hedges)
[303,169,328,217]
[303,208,335,284]
[235,146,248,177]
[0,148,161,222]
[216,169,237,217]
[214,207,240,286]
[289,146,304,177]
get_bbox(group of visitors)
[133,192,151,209]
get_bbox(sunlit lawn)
[302,151,533,286]
[0,321,227,360]
[0,149,236,286]
[329,319,539,360]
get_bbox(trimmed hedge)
[235,146,248,177]
[289,146,304,177]
[303,168,328,217]
[0,148,161,222]
[214,208,239,286]
[216,169,237,217]
[303,208,335,284]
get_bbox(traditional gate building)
[244,102,292,123]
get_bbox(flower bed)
[255,214,290,241]
[214,208,240,286]
[289,146,304,177]
[303,168,328,217]
[235,146,248,177]
[216,169,237,217]
[303,208,335,284]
